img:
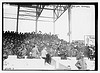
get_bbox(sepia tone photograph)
[2,2,98,71]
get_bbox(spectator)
[41,47,47,59]
[76,51,83,60]
[41,47,47,64]
[45,53,51,64]
[75,55,87,70]
[31,45,40,58]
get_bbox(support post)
[35,7,38,33]
[68,5,71,43]
[35,18,38,33]
[2,4,4,31]
[53,5,55,35]
[16,5,20,32]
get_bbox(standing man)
[41,47,47,64]
[75,55,87,70]
[31,45,40,58]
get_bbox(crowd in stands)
[3,31,95,61]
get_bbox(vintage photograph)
[2,2,98,71]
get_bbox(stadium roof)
[3,3,72,42]
[3,3,71,22]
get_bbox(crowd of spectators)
[3,31,95,61]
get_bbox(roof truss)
[4,3,70,22]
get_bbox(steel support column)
[16,5,20,32]
[35,19,38,33]
[68,5,71,43]
[53,5,55,34]
[35,7,38,33]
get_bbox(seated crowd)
[3,31,95,61]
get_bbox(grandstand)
[2,3,96,71]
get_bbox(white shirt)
[41,49,47,57]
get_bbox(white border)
[0,0,99,73]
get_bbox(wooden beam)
[4,17,53,22]
[19,14,53,18]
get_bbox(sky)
[3,4,95,42]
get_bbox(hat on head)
[80,54,84,58]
